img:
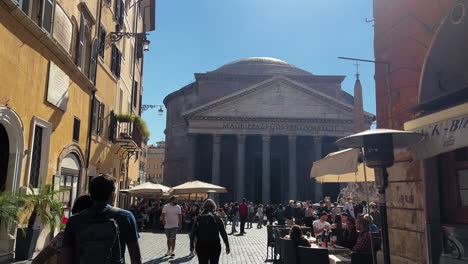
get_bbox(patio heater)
[335,129,422,264]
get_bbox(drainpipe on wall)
[84,0,104,192]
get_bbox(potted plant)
[134,116,151,140]
[0,191,23,227]
[15,185,62,260]
[116,113,136,123]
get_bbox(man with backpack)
[59,175,141,264]
[190,199,230,264]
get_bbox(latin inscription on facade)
[47,62,70,111]
[221,122,340,132]
[52,4,73,53]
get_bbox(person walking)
[32,195,94,264]
[256,204,264,228]
[190,199,230,264]
[161,196,182,257]
[247,202,255,228]
[188,204,200,256]
[285,200,296,226]
[275,204,286,226]
[239,198,248,235]
[228,203,239,235]
[59,175,142,264]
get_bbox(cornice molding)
[189,115,355,124]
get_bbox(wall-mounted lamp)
[142,104,164,116]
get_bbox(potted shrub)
[15,185,62,260]
[116,113,136,123]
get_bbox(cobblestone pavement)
[130,225,269,264]
[1,225,269,264]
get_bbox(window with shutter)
[115,0,121,28]
[116,49,122,78]
[91,99,100,135]
[111,45,117,74]
[109,110,116,142]
[98,103,105,136]
[40,0,55,34]
[119,0,125,27]
[76,13,85,69]
[21,0,32,16]
[99,25,106,59]
[73,117,80,142]
[132,81,138,108]
[88,38,99,83]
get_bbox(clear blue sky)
[141,0,375,143]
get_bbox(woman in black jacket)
[339,217,358,249]
[190,199,230,264]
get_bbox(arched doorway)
[58,153,81,218]
[0,107,24,192]
[0,124,9,192]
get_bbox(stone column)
[313,136,323,201]
[188,134,197,180]
[237,135,246,201]
[212,135,221,186]
[288,135,297,200]
[262,135,271,204]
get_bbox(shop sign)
[407,113,468,160]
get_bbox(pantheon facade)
[163,57,373,203]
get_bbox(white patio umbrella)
[128,182,171,195]
[310,148,375,183]
[170,180,227,194]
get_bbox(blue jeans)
[231,217,238,233]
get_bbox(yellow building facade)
[0,0,155,260]
[146,141,165,184]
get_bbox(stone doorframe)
[0,107,25,192]
[0,107,25,257]
[57,144,86,195]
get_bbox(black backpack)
[75,207,123,264]
[194,213,220,246]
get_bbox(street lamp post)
[335,129,423,264]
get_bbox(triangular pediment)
[184,76,370,121]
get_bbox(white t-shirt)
[313,220,331,236]
[162,204,182,228]
[344,202,355,218]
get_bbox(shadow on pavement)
[143,255,194,264]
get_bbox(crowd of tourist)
[30,174,381,264]
[128,195,381,261]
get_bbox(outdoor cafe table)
[329,254,351,264]
[307,237,351,256]
[310,243,351,255]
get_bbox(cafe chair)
[280,238,298,264]
[297,246,328,264]
[351,252,373,264]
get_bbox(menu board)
[47,62,70,111]
[52,4,73,53]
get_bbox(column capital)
[262,135,271,143]
[288,135,297,143]
[237,134,246,144]
[313,136,322,143]
[213,134,221,144]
